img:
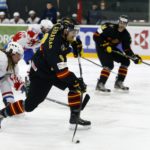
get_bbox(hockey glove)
[102,42,110,47]
[71,78,87,93]
[132,54,142,64]
[71,38,83,58]
[78,77,87,93]
[20,85,27,93]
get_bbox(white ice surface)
[1,58,150,150]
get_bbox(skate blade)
[114,88,129,93]
[69,124,91,130]
[95,90,111,95]
[95,87,111,92]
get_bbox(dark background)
[6,0,149,21]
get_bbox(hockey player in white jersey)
[11,24,42,64]
[0,42,25,106]
[10,20,53,64]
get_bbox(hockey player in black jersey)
[93,15,142,92]
[0,18,91,129]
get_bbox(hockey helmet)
[118,15,129,24]
[60,17,79,33]
[6,42,24,57]
[40,19,53,30]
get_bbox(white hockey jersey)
[0,50,18,79]
[0,50,21,104]
[11,31,41,51]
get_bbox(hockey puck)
[76,140,80,144]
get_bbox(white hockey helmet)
[6,42,24,57]
[40,19,53,30]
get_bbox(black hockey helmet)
[118,15,129,24]
[60,17,79,32]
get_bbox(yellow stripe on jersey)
[41,33,49,44]
[40,33,49,51]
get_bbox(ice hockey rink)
[1,57,150,150]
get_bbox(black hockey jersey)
[93,23,134,56]
[31,24,78,87]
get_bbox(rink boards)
[0,24,150,59]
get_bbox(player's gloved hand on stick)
[132,54,142,64]
[71,78,87,93]
[102,42,110,47]
[77,77,87,93]
[71,38,83,57]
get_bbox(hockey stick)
[112,50,135,61]
[82,56,103,67]
[81,57,117,75]
[46,94,90,110]
[141,61,150,66]
[46,97,68,107]
[112,50,150,66]
[24,76,90,109]
[72,55,84,143]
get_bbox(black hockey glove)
[61,47,72,56]
[71,38,83,58]
[20,85,27,93]
[70,78,87,93]
[132,54,142,64]
[78,77,87,93]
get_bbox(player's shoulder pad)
[101,22,116,31]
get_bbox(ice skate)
[96,82,111,92]
[69,112,91,130]
[114,80,129,91]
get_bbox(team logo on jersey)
[12,32,26,42]
[134,30,148,49]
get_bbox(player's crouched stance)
[93,15,142,92]
[0,42,25,106]
[0,18,91,129]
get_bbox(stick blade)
[81,94,90,110]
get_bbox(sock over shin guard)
[99,68,110,84]
[68,91,81,110]
[117,66,128,81]
[1,100,24,117]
